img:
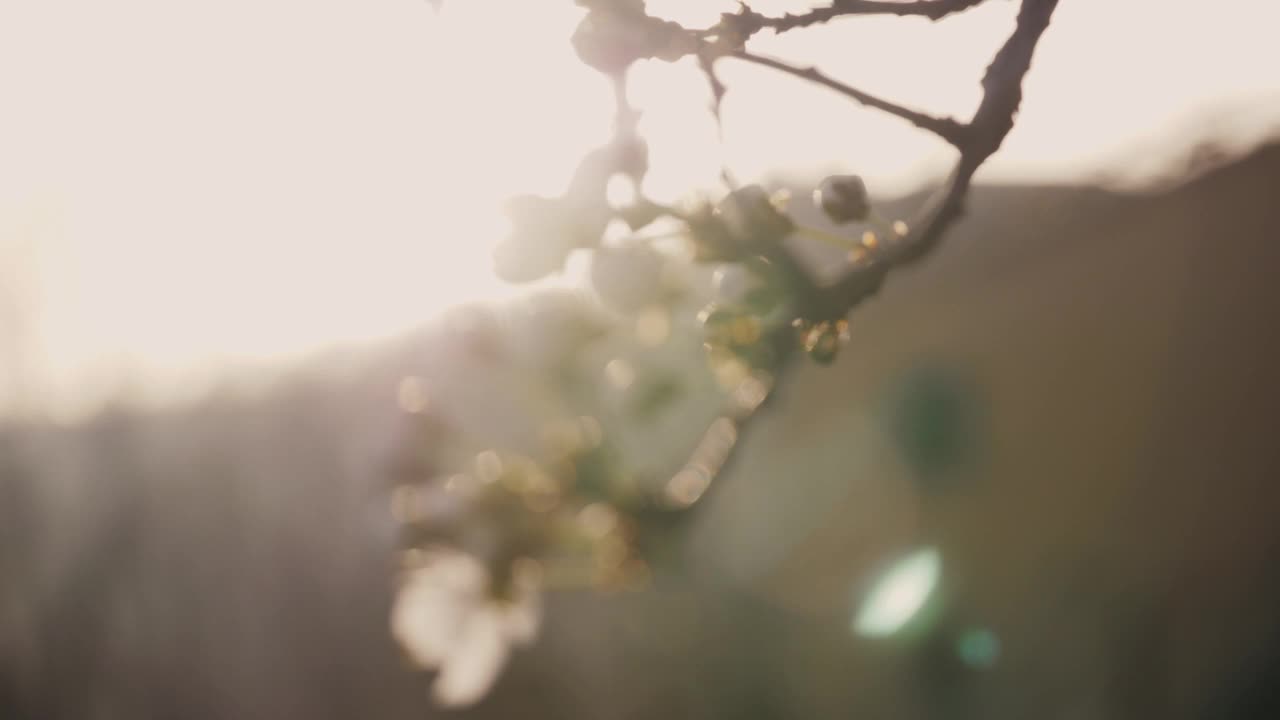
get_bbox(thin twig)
[697,51,728,123]
[717,0,992,37]
[730,51,970,148]
[696,49,743,189]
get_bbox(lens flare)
[852,547,941,638]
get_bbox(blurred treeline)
[2,144,1280,719]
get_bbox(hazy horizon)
[2,0,1278,420]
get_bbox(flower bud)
[800,320,847,365]
[815,175,871,224]
[717,185,794,245]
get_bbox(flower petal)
[391,549,488,668]
[589,243,667,313]
[502,562,543,645]
[423,548,489,595]
[502,594,541,646]
[432,606,510,707]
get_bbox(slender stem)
[716,0,992,37]
[730,51,970,148]
[831,0,990,18]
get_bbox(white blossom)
[391,548,542,707]
[589,242,667,313]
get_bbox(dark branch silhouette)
[668,0,1061,521]
[713,0,993,37]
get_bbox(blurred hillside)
[2,143,1279,719]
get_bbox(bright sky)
[1,0,1277,419]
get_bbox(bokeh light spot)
[605,357,637,391]
[397,375,431,414]
[664,466,711,507]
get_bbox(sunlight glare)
[0,0,612,417]
[853,547,941,638]
[2,0,1278,419]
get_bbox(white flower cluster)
[391,548,542,707]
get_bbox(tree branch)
[730,51,970,148]
[662,0,1060,523]
[721,0,992,36]
[826,0,1059,309]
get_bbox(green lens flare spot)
[957,627,1001,668]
